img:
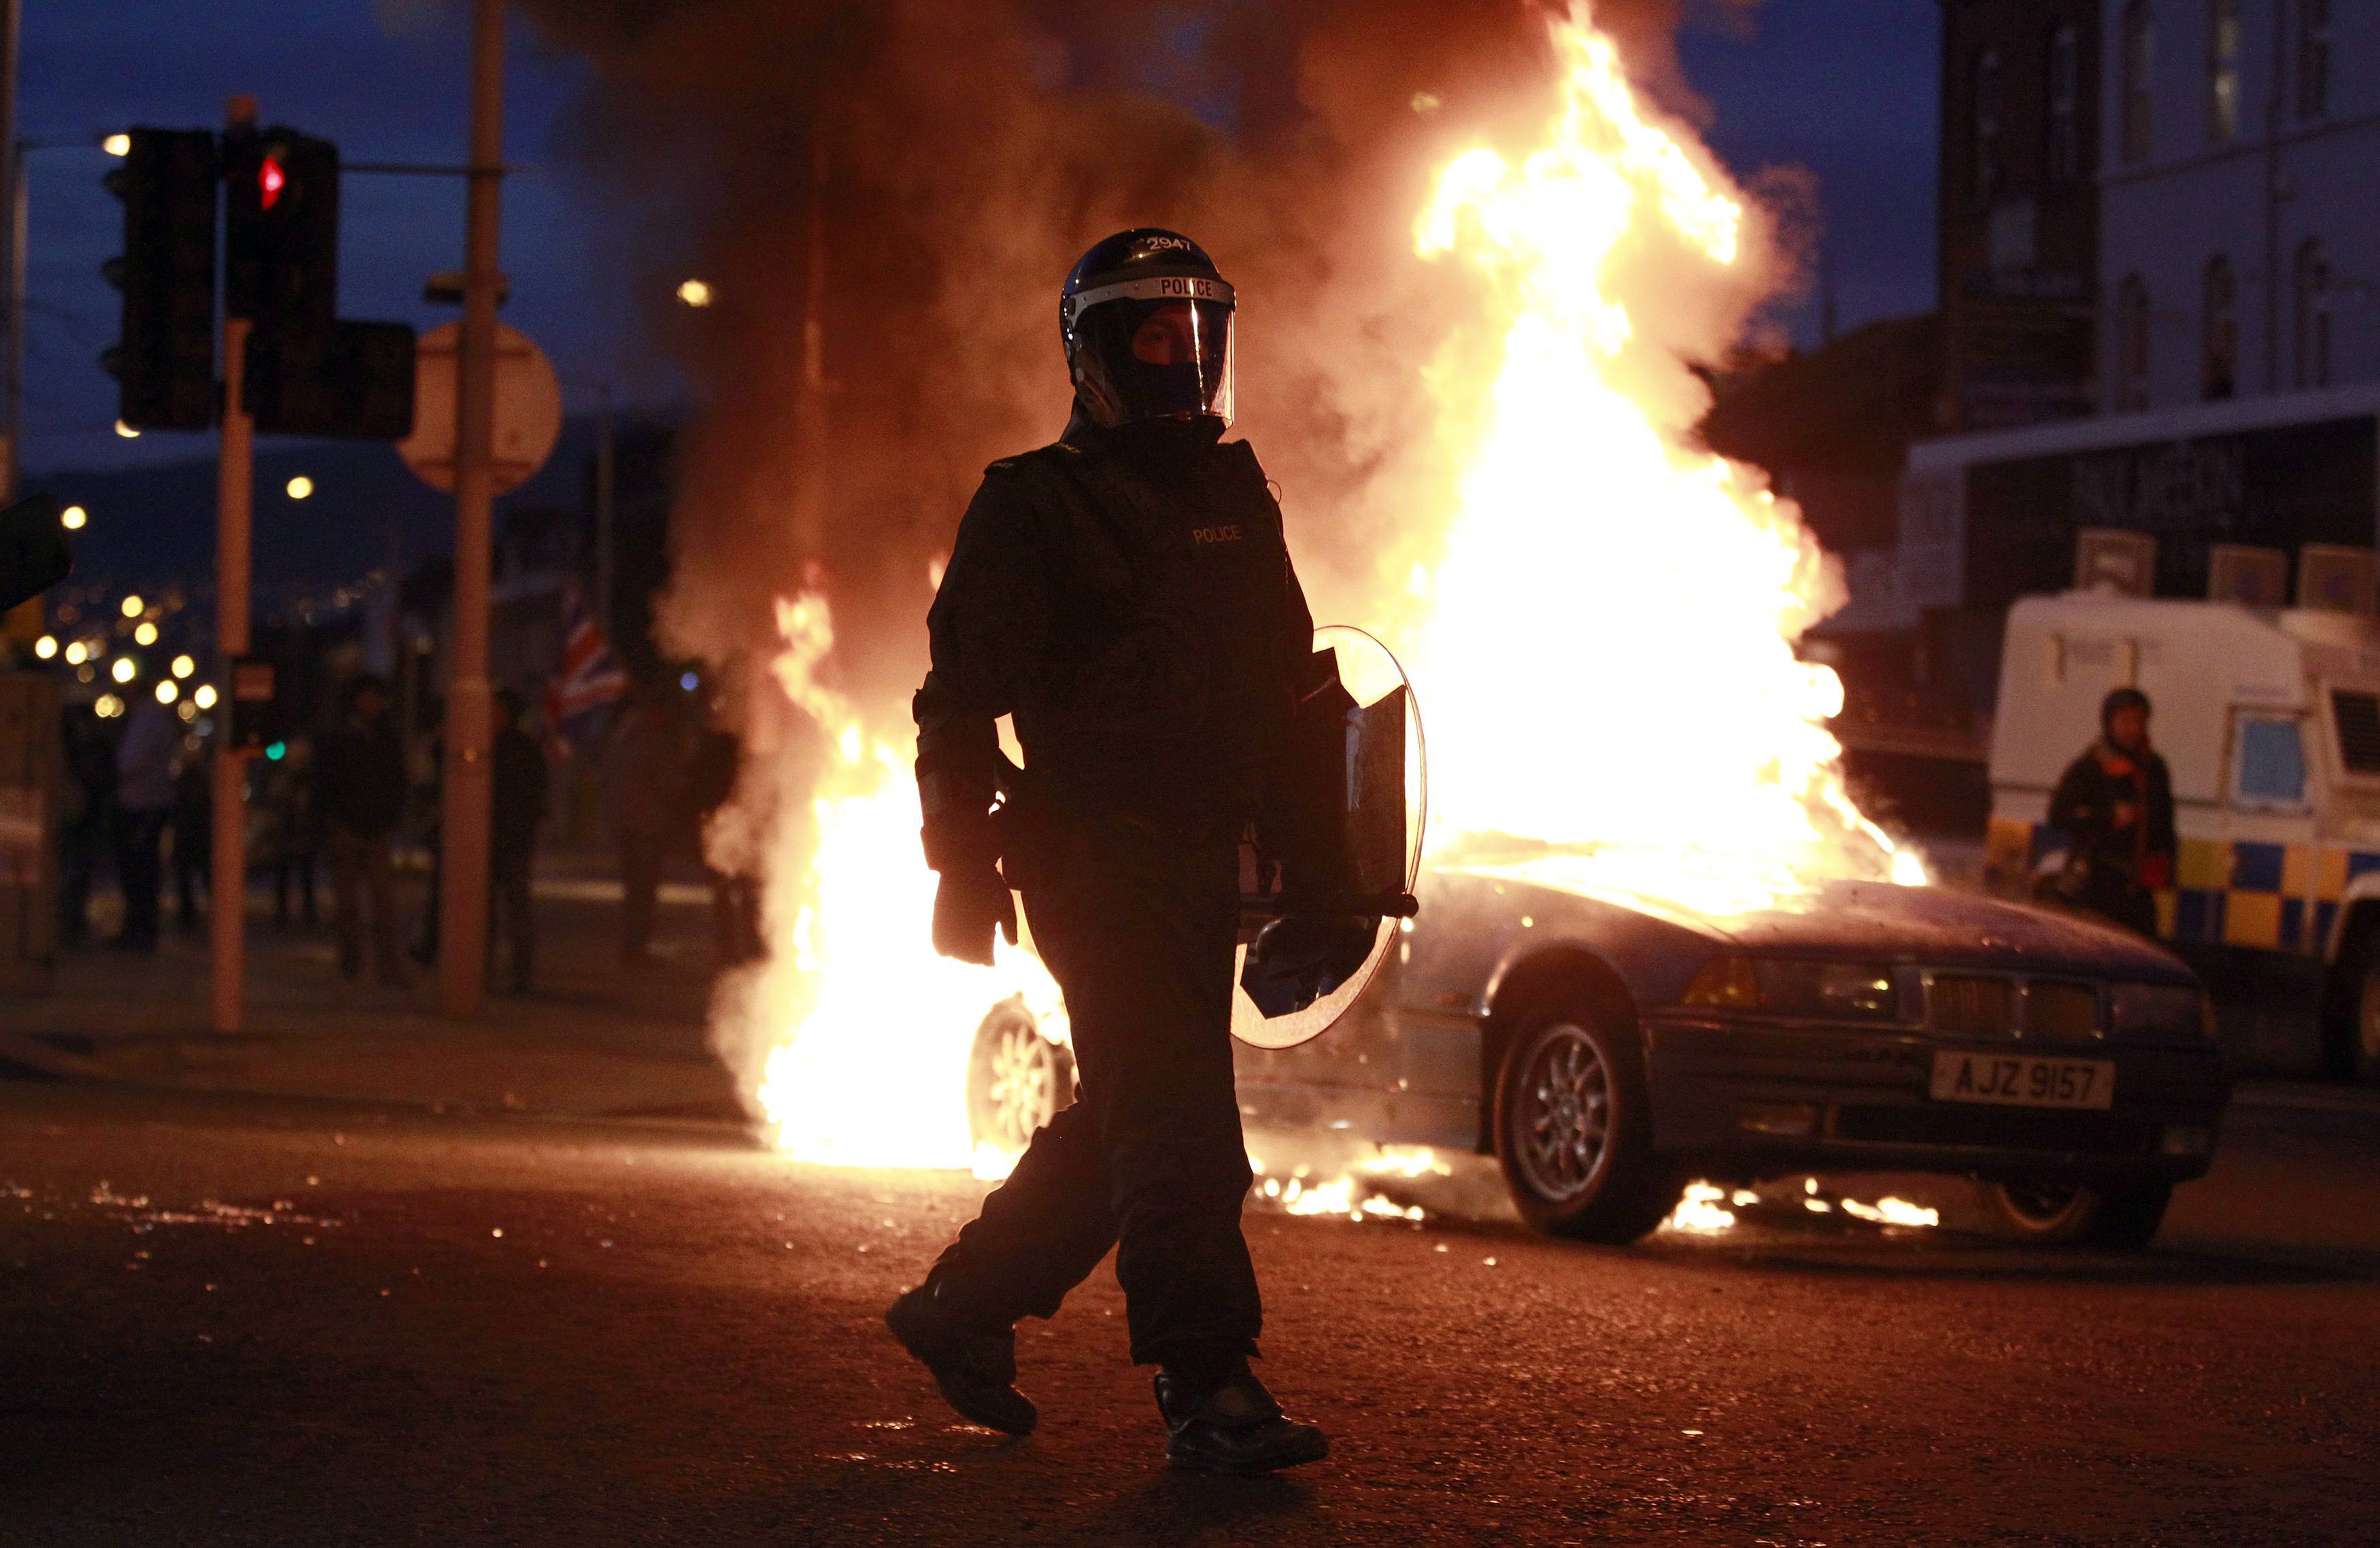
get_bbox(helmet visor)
[1068,282,1235,427]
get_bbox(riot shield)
[1231,625,1426,1050]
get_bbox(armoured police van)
[1984,551,2380,1080]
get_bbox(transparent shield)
[1231,625,1427,1050]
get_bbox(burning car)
[968,840,2231,1250]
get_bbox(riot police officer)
[886,230,1330,1474]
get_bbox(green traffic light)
[265,740,287,761]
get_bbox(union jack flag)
[543,584,629,759]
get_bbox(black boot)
[883,1283,1036,1436]
[1155,1369,1329,1475]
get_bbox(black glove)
[932,864,1017,967]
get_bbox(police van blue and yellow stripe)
[1986,816,2380,957]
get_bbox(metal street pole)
[437,0,507,1016]
[213,313,252,1032]
[211,97,260,1034]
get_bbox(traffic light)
[222,125,415,438]
[222,124,337,337]
[101,128,218,431]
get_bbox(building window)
[2207,0,2240,143]
[2294,238,2332,388]
[2118,273,2153,409]
[2046,22,2081,182]
[2298,0,2331,120]
[1972,47,2003,200]
[2122,2,2155,162]
[2203,256,2237,400]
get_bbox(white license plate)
[1929,1051,2115,1110]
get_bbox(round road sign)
[397,321,564,496]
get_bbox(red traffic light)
[260,154,285,209]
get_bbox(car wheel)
[966,999,1074,1155]
[1982,1180,2171,1250]
[1492,1001,1678,1244]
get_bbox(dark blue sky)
[21,0,1939,479]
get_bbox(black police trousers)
[928,814,1261,1371]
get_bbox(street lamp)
[192,683,217,710]
[120,594,143,617]
[101,132,129,158]
[59,503,84,529]
[676,277,713,307]
[109,655,134,683]
[133,619,158,646]
[170,653,193,678]
[31,632,52,658]
[154,678,176,704]
[286,474,313,499]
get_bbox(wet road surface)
[3,1082,2377,1546]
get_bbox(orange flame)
[1402,5,1920,905]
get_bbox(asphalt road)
[4,1083,2378,1547]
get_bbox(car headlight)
[2108,981,2209,1042]
[1680,956,1899,1020]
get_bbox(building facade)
[1940,0,2104,429]
[2098,0,2380,410]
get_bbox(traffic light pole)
[211,309,252,1034]
[437,0,506,1018]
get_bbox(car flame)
[1398,6,1920,904]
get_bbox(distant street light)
[63,640,86,664]
[109,656,135,684]
[193,683,218,710]
[154,679,177,704]
[133,620,158,646]
[60,504,86,530]
[102,133,130,157]
[113,419,139,438]
[676,277,713,308]
[120,594,143,618]
[33,634,54,659]
[170,653,194,678]
[94,693,123,719]
[286,475,313,499]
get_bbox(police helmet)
[1059,228,1236,428]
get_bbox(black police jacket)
[915,415,1317,840]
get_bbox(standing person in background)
[2044,687,2177,938]
[57,706,115,948]
[489,688,547,993]
[603,680,683,965]
[171,739,213,934]
[112,696,177,952]
[316,675,409,985]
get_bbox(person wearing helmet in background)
[886,230,1330,1474]
[2043,687,2175,937]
